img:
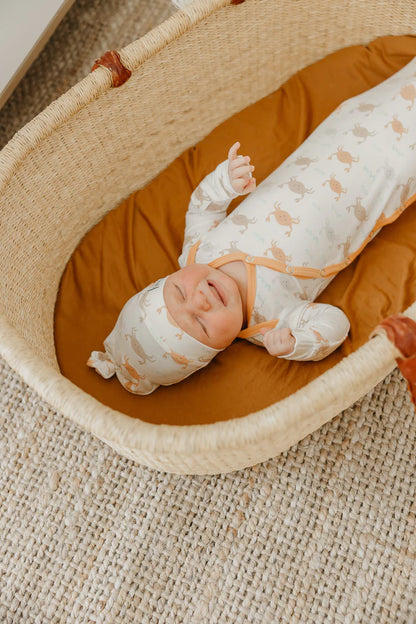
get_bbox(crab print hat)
[87,277,222,395]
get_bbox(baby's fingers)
[260,328,274,341]
[233,163,254,179]
[233,177,256,194]
[230,154,250,170]
[228,141,240,161]
[259,327,290,356]
[243,177,256,192]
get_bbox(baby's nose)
[193,288,211,311]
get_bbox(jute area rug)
[1,1,416,622]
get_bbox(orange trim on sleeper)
[186,242,199,265]
[238,320,278,339]
[245,262,256,327]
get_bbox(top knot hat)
[87,277,223,395]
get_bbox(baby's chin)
[218,272,245,327]
[215,267,241,300]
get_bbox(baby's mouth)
[208,280,226,306]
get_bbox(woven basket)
[1,0,415,475]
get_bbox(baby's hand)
[228,141,256,194]
[259,327,296,357]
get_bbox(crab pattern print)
[192,185,229,212]
[278,176,314,202]
[328,146,359,172]
[264,242,293,271]
[163,349,194,369]
[393,83,416,110]
[345,198,369,224]
[354,102,379,115]
[137,288,155,322]
[266,202,300,236]
[322,174,347,201]
[344,123,376,144]
[293,156,318,170]
[120,357,147,392]
[230,212,257,234]
[219,241,245,255]
[385,115,408,140]
[125,328,156,364]
[396,177,416,206]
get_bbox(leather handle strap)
[91,50,131,87]
[370,313,416,408]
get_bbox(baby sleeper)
[178,57,416,361]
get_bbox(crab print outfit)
[179,58,416,361]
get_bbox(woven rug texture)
[1,1,416,622]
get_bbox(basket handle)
[91,50,131,87]
[370,313,416,409]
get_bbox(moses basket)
[1,0,416,475]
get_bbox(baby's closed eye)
[195,315,208,335]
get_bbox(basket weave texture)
[1,0,416,474]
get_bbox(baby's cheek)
[212,311,239,343]
[166,309,181,328]
[227,302,240,321]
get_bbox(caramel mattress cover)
[54,36,416,426]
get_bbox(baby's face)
[163,264,244,349]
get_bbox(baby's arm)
[178,142,256,266]
[260,302,350,361]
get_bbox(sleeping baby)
[87,57,416,395]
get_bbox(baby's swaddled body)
[179,57,416,360]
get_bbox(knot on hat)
[87,351,116,378]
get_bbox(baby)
[162,142,299,356]
[88,57,416,394]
